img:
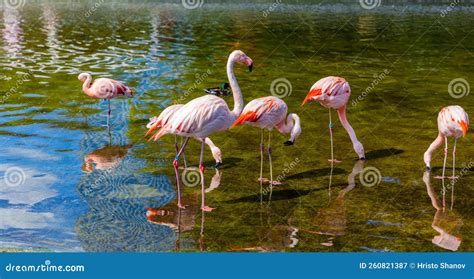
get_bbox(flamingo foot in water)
[177,203,186,209]
[201,206,215,212]
[258,177,283,185]
[328,159,342,164]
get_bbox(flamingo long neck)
[276,114,294,134]
[227,55,244,117]
[277,113,301,142]
[337,106,364,157]
[423,133,445,168]
[81,74,95,98]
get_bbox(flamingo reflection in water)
[422,172,462,251]
[146,170,222,251]
[229,209,299,252]
[302,160,365,246]
[82,144,132,172]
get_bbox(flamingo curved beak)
[248,63,253,72]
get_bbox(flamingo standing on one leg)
[146,104,223,168]
[231,96,301,188]
[424,105,469,179]
[302,76,365,162]
[78,73,133,127]
[147,50,253,211]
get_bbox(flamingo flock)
[78,49,470,213]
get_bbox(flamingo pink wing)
[232,97,283,128]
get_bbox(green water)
[0,1,473,252]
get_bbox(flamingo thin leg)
[260,129,264,203]
[181,136,188,169]
[452,138,457,180]
[442,137,448,179]
[329,109,334,162]
[268,130,273,200]
[451,139,457,209]
[200,138,214,212]
[106,99,111,128]
[174,135,179,154]
[173,137,190,209]
[328,109,341,163]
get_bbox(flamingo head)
[302,83,321,106]
[78,72,92,82]
[284,113,302,146]
[353,141,365,160]
[231,50,253,72]
[210,146,223,167]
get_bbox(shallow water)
[0,1,473,252]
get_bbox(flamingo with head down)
[302,76,365,162]
[424,105,469,179]
[78,73,133,127]
[231,96,301,187]
[147,50,253,212]
[146,104,223,168]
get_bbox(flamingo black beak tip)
[248,63,253,72]
[283,140,294,146]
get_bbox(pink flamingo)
[147,50,253,211]
[78,73,133,126]
[302,76,365,162]
[231,96,301,187]
[424,105,469,179]
[146,104,223,168]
